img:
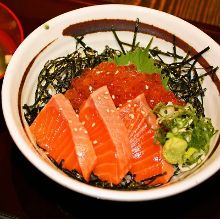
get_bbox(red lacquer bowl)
[0,2,24,78]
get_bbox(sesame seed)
[96,71,102,74]
[74,128,78,132]
[89,86,93,92]
[134,104,138,107]
[128,104,131,108]
[141,110,146,115]
[111,95,115,99]
[93,140,98,144]
[145,85,149,89]
[81,121,85,125]
[104,96,108,99]
[153,156,160,162]
[129,113,135,119]
[130,123,134,127]
[84,130,88,134]
[106,109,110,113]
[105,91,109,95]
[92,122,96,127]
[79,127,82,131]
[119,104,122,107]
[59,107,63,111]
[127,100,132,103]
[150,99,154,103]
[106,72,110,75]
[115,70,119,75]
[77,152,83,157]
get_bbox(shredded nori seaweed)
[110,20,217,117]
[23,19,216,124]
[114,19,219,117]
[23,38,119,125]
[154,46,216,117]
[51,156,164,190]
[23,19,218,190]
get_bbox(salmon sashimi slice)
[30,93,97,181]
[79,86,131,184]
[119,93,174,185]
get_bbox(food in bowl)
[23,19,217,190]
[0,2,24,77]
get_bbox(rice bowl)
[2,4,220,201]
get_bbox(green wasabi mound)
[163,137,187,165]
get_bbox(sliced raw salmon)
[119,93,174,185]
[79,86,131,184]
[30,93,97,181]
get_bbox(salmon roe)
[65,62,183,111]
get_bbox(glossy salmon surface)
[30,93,97,181]
[119,94,174,185]
[79,86,131,184]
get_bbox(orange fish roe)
[65,62,183,111]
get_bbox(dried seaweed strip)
[86,172,163,190]
[154,43,216,117]
[23,43,119,124]
[111,21,211,117]
[50,156,163,190]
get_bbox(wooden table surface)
[0,1,219,219]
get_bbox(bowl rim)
[2,4,220,202]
